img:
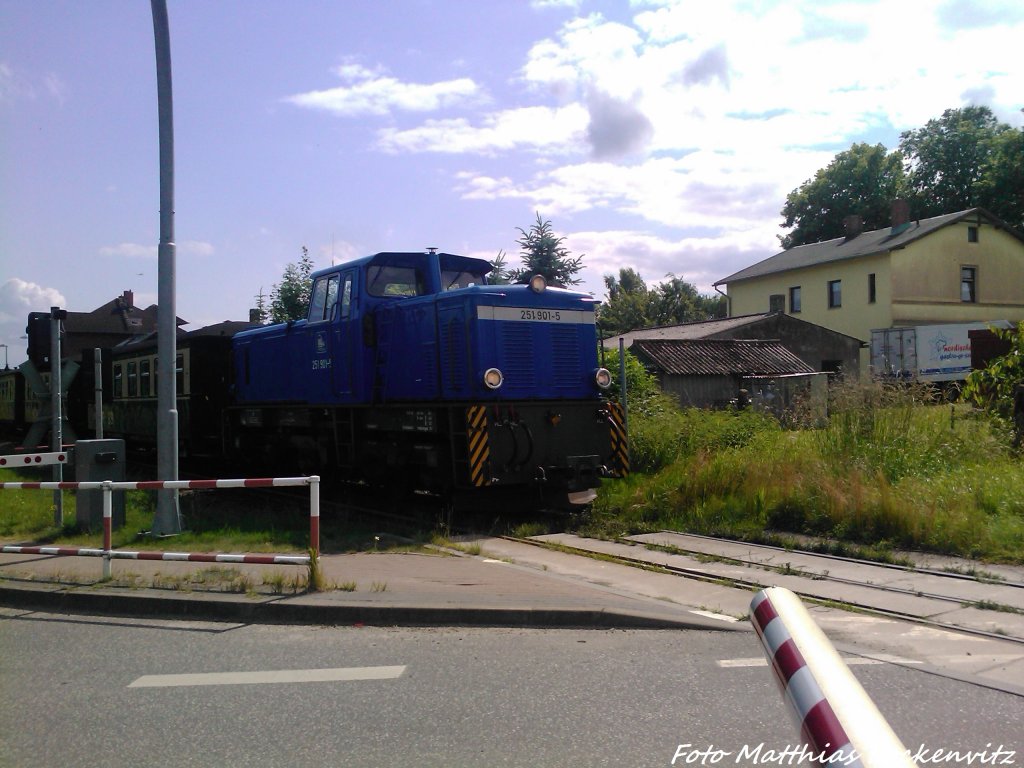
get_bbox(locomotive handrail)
[0,475,320,579]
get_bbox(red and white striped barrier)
[0,451,68,467]
[0,476,320,578]
[0,545,309,566]
[750,587,914,768]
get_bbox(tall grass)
[588,379,1024,562]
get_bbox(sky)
[2,0,1023,366]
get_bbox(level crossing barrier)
[0,476,320,579]
[750,587,914,768]
[0,450,69,467]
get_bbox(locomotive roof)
[310,251,492,280]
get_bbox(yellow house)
[714,207,1024,372]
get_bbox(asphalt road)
[2,610,1022,768]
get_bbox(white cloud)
[181,241,216,257]
[99,241,215,259]
[283,0,1024,296]
[0,278,66,325]
[565,228,774,297]
[100,243,155,258]
[0,61,67,106]
[377,104,589,155]
[287,63,483,116]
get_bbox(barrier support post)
[309,475,320,558]
[102,481,112,580]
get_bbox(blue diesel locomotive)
[228,250,628,507]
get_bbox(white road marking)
[690,609,740,623]
[128,665,406,688]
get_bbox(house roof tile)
[714,208,1020,286]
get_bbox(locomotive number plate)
[477,307,595,324]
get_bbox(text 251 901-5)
[520,309,560,321]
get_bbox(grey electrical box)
[74,439,126,532]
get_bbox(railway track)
[502,531,1024,643]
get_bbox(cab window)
[340,273,353,318]
[309,275,341,322]
[367,265,425,297]
[441,269,487,291]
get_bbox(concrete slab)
[536,533,958,618]
[537,533,1024,642]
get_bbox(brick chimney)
[122,290,134,308]
[890,199,911,234]
[843,214,863,240]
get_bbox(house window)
[868,273,876,304]
[961,266,977,303]
[967,226,979,243]
[828,280,842,308]
[769,294,785,313]
[789,286,801,313]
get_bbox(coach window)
[113,363,123,398]
[140,359,151,397]
[127,361,137,397]
[176,354,186,395]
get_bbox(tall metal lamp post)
[151,0,181,535]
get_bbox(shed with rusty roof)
[630,338,827,415]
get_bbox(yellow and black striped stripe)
[465,405,491,487]
[607,401,630,477]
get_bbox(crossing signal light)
[26,312,51,366]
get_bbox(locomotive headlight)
[483,367,504,390]
[528,274,547,293]
[594,368,612,390]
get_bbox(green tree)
[650,274,725,325]
[597,269,726,336]
[489,249,512,285]
[507,213,584,286]
[253,287,270,324]
[270,246,315,323]
[977,123,1024,230]
[779,143,906,249]
[898,106,1012,219]
[598,268,652,335]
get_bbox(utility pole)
[50,308,65,525]
[151,0,181,535]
